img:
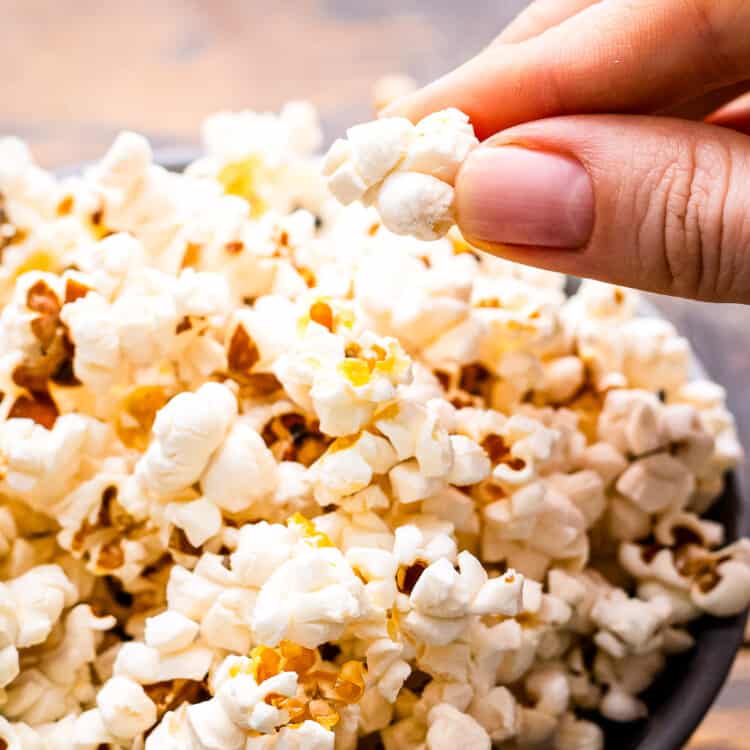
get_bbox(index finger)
[384,0,750,140]
[495,0,601,45]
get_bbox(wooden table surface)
[1,1,748,746]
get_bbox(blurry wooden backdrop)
[0,1,748,746]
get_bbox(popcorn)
[426,703,491,750]
[201,421,279,512]
[324,109,478,240]
[96,676,157,739]
[376,172,456,242]
[0,103,745,750]
[616,453,694,513]
[136,382,237,496]
[144,610,200,653]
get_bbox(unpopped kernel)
[0,94,746,750]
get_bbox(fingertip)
[456,144,594,249]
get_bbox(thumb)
[455,115,750,303]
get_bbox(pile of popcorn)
[0,92,747,750]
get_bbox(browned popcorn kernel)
[167,527,202,558]
[433,363,489,409]
[225,323,284,397]
[116,385,171,451]
[297,265,317,288]
[181,241,203,268]
[279,639,317,675]
[308,698,339,730]
[88,205,112,239]
[224,240,245,255]
[396,560,428,594]
[331,660,366,703]
[459,362,493,398]
[481,434,526,471]
[144,679,211,720]
[72,485,140,557]
[261,412,330,466]
[63,277,92,304]
[227,324,260,374]
[7,391,59,429]
[250,644,284,683]
[11,279,80,400]
[95,539,126,572]
[27,279,63,346]
[245,640,366,732]
[56,194,75,216]
[309,300,334,332]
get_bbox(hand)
[385,0,750,303]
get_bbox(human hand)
[385,0,750,303]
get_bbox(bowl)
[59,152,748,750]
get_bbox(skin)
[385,0,750,303]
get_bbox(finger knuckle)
[639,139,733,299]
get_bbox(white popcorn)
[96,676,157,739]
[136,382,237,495]
[7,564,77,648]
[324,109,478,240]
[309,430,397,505]
[598,390,665,456]
[60,291,122,392]
[165,497,222,547]
[0,414,104,509]
[427,703,491,750]
[144,610,200,653]
[616,453,694,513]
[277,720,335,750]
[344,119,414,188]
[144,705,194,750]
[113,642,161,684]
[156,642,214,682]
[0,105,745,750]
[691,557,750,616]
[470,570,525,616]
[402,109,479,183]
[187,697,246,750]
[252,545,368,647]
[376,172,456,242]
[201,421,279,512]
[389,459,445,504]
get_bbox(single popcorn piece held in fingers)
[323,108,479,240]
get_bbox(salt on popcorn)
[0,96,747,750]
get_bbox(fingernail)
[457,145,594,248]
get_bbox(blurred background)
[1,1,747,746]
[1,0,524,165]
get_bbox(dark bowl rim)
[55,150,748,750]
